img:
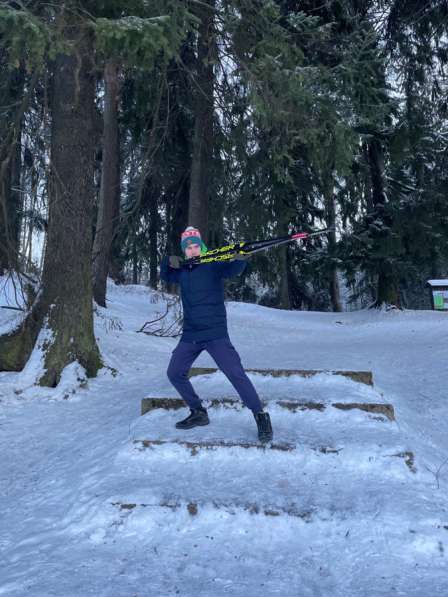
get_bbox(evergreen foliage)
[1,0,447,318]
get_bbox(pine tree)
[0,0,192,384]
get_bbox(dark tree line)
[0,0,447,386]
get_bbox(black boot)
[175,407,209,430]
[254,411,273,443]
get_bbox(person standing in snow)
[160,226,273,443]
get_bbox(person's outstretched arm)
[160,256,182,284]
[215,257,248,279]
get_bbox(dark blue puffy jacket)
[160,256,247,342]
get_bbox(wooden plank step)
[111,499,314,520]
[131,439,415,472]
[133,438,341,454]
[188,367,374,386]
[141,397,395,421]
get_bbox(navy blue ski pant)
[167,337,263,413]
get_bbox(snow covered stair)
[110,498,316,520]
[110,367,415,531]
[131,403,409,465]
[189,366,374,386]
[141,396,395,421]
[136,369,398,459]
[142,367,392,422]
[109,371,418,535]
[114,398,416,524]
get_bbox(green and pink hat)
[180,227,208,254]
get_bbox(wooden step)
[111,499,314,520]
[133,438,340,454]
[141,397,395,421]
[188,367,374,386]
[131,439,415,472]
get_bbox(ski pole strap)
[183,228,332,265]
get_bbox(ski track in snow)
[1,278,448,596]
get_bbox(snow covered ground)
[1,275,448,596]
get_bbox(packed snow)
[1,275,448,596]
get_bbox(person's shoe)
[175,407,209,430]
[254,411,273,443]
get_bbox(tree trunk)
[166,41,194,256]
[148,182,158,289]
[164,173,189,295]
[161,42,194,294]
[275,206,292,310]
[140,83,163,289]
[376,261,400,306]
[367,137,400,308]
[188,0,215,242]
[278,246,291,310]
[0,12,102,386]
[132,235,138,284]
[0,62,25,273]
[323,179,342,312]
[92,59,121,307]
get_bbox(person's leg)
[205,337,264,414]
[167,341,204,409]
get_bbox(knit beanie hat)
[180,226,208,254]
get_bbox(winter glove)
[169,255,182,269]
[234,252,250,260]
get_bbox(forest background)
[0,0,447,387]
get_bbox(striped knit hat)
[180,226,208,254]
